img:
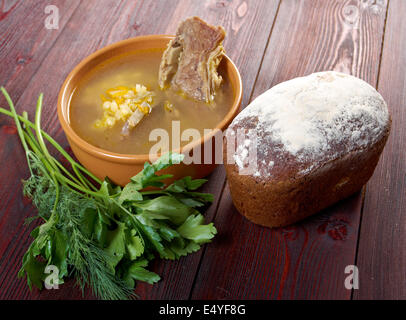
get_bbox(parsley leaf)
[123,259,160,286]
[177,214,217,244]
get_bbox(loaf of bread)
[224,71,391,228]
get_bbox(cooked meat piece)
[121,101,152,136]
[158,40,182,90]
[158,17,226,102]
[121,108,145,136]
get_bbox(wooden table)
[0,0,404,300]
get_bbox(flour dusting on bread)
[230,71,390,176]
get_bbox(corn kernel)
[121,105,131,116]
[96,84,154,129]
[103,101,111,110]
[106,117,115,127]
[110,101,118,112]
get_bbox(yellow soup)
[69,48,233,155]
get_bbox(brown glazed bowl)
[57,35,242,186]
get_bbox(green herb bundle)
[0,87,216,300]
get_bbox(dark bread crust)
[224,123,391,228]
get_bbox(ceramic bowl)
[57,35,242,186]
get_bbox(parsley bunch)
[0,88,216,300]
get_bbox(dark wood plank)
[193,186,363,299]
[354,0,406,300]
[192,0,389,299]
[0,0,280,299]
[0,0,81,99]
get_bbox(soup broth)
[69,48,233,155]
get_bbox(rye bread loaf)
[224,71,391,228]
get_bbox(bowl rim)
[57,34,243,164]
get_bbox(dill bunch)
[16,123,133,299]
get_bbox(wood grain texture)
[191,0,389,300]
[193,186,363,299]
[0,0,280,299]
[0,0,81,99]
[354,0,406,300]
